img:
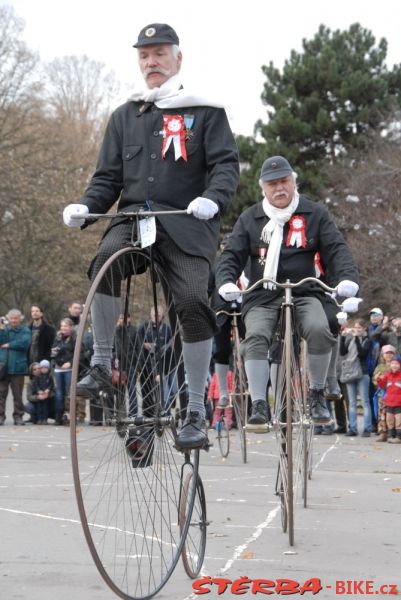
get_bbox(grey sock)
[245,359,270,402]
[91,293,121,372]
[183,339,213,417]
[308,351,331,390]
[215,363,229,399]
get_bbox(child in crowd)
[24,362,41,423]
[377,355,401,443]
[372,344,396,442]
[30,359,55,424]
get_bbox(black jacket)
[51,332,76,367]
[216,196,359,317]
[80,101,239,265]
[29,321,56,362]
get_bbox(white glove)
[63,203,89,227]
[342,297,363,314]
[336,280,359,298]
[218,282,242,302]
[336,311,348,325]
[187,197,219,220]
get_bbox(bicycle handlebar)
[216,309,243,318]
[242,276,336,295]
[74,210,188,220]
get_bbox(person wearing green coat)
[0,309,31,425]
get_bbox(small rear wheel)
[179,472,207,578]
[217,418,230,458]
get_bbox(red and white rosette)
[286,215,306,248]
[161,115,187,161]
[314,252,325,277]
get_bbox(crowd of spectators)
[0,302,400,445]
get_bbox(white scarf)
[129,74,227,110]
[260,192,299,289]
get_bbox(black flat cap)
[133,23,179,48]
[260,156,293,181]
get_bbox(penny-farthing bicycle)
[215,304,248,463]
[242,276,335,546]
[70,211,207,600]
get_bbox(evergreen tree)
[230,23,401,224]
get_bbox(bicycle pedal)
[202,439,211,452]
[245,422,269,433]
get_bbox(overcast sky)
[2,0,401,135]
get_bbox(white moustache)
[144,67,170,78]
[273,191,289,199]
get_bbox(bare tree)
[0,7,118,322]
[325,127,401,316]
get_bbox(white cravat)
[260,192,299,289]
[129,74,228,111]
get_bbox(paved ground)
[1,407,400,600]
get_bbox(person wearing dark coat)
[51,318,76,425]
[208,237,246,409]
[29,305,56,363]
[62,23,239,449]
[217,156,360,429]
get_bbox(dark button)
[125,153,131,159]
[147,176,154,182]
[150,153,157,159]
[153,131,159,137]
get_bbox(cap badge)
[145,27,156,37]
[271,162,277,169]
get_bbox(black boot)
[77,365,111,397]
[247,400,270,432]
[309,389,332,424]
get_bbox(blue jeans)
[346,374,372,433]
[33,401,48,422]
[54,370,72,413]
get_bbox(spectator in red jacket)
[377,355,401,444]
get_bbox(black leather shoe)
[176,411,207,449]
[309,389,332,424]
[76,365,111,397]
[14,416,25,426]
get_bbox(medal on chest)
[286,215,307,248]
[184,114,195,140]
[258,246,267,266]
[161,114,187,161]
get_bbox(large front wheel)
[70,246,198,600]
[273,305,309,547]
